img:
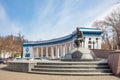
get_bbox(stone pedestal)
[62,27,96,61]
[63,47,96,61]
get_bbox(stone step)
[29,71,114,76]
[37,62,108,65]
[37,60,107,63]
[34,65,109,69]
[31,68,112,73]
[30,60,113,75]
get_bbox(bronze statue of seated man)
[74,27,84,47]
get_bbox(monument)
[62,27,96,61]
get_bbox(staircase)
[29,60,113,75]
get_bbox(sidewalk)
[0,64,119,80]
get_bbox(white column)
[60,45,63,57]
[46,47,48,58]
[69,43,72,51]
[41,47,43,58]
[71,41,74,49]
[23,47,26,58]
[98,37,102,49]
[36,48,39,57]
[51,47,54,59]
[63,45,65,56]
[85,37,88,48]
[58,46,61,57]
[56,46,59,58]
[30,47,33,58]
[65,44,67,54]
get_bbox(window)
[88,41,91,44]
[96,38,98,40]
[88,45,91,49]
[89,38,91,40]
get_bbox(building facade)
[23,27,102,59]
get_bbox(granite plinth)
[62,47,96,61]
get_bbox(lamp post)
[92,41,95,49]
[96,38,99,49]
[92,38,99,49]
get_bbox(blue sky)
[0,0,118,41]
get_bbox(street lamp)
[92,38,99,49]
[92,41,95,49]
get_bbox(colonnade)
[32,41,74,59]
[23,37,102,59]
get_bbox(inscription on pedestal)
[71,51,82,60]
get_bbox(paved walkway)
[0,64,119,80]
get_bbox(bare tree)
[92,4,120,50]
[103,6,120,49]
[0,33,27,58]
[92,20,113,49]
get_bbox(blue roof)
[80,27,101,30]
[23,28,102,47]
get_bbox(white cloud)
[0,4,23,36]
[0,0,116,41]
[37,0,54,20]
[31,0,115,40]
[0,4,7,21]
[88,0,118,26]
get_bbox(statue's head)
[77,27,79,31]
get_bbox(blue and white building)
[23,27,102,59]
